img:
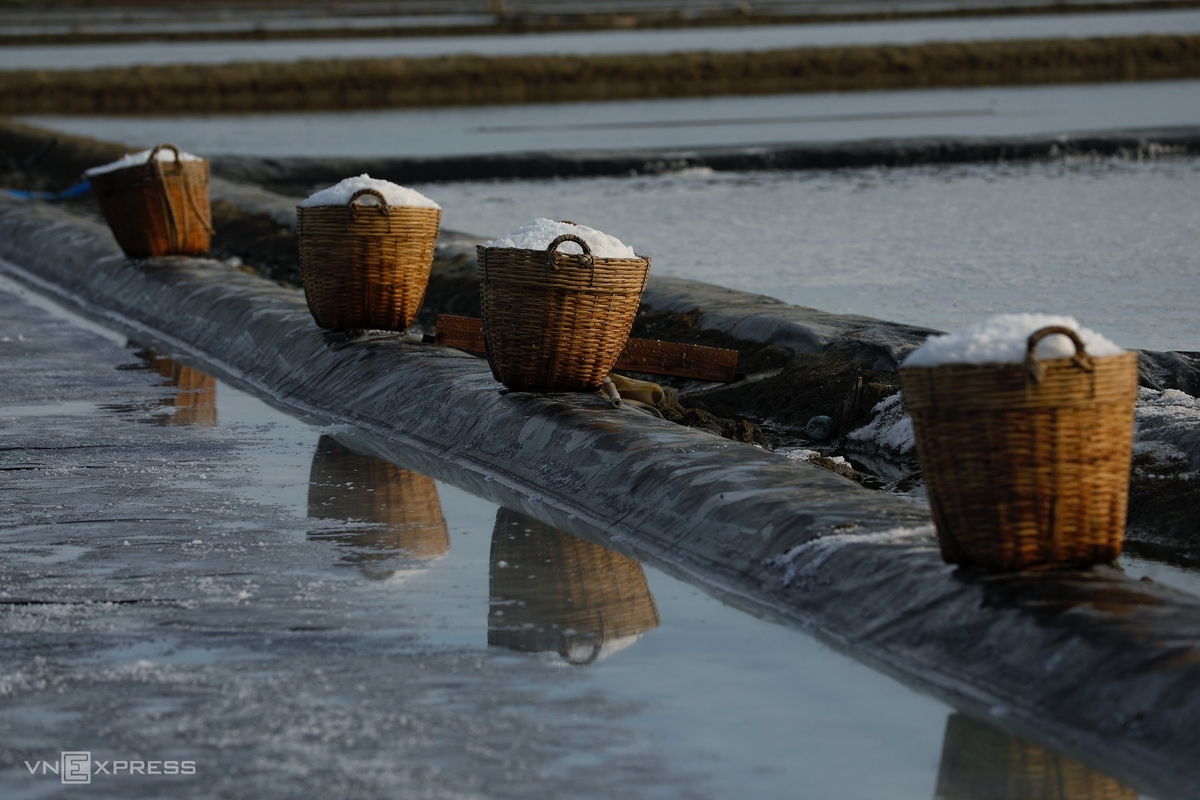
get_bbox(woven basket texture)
[900,326,1138,572]
[297,188,441,332]
[88,143,213,258]
[307,436,450,574]
[477,231,650,392]
[934,713,1137,799]
[487,507,660,663]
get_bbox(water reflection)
[109,346,217,426]
[935,713,1137,799]
[488,507,660,665]
[307,435,450,580]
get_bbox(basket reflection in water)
[307,435,450,580]
[144,350,217,427]
[935,713,1137,800]
[488,507,660,665]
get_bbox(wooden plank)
[617,336,737,383]
[434,314,487,354]
[434,315,738,383]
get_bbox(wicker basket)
[487,507,660,664]
[478,231,650,392]
[934,713,1137,799]
[307,436,449,578]
[88,143,213,258]
[297,188,441,332]
[900,326,1138,572]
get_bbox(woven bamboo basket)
[87,143,213,258]
[900,326,1138,572]
[934,713,1137,799]
[477,231,650,392]
[487,507,660,664]
[297,188,441,332]
[307,436,449,577]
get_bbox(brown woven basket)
[478,231,650,392]
[87,143,213,258]
[934,713,1137,799]
[900,326,1139,572]
[297,188,441,332]
[487,507,660,664]
[307,436,449,578]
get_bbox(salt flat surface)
[420,155,1200,353]
[26,80,1200,158]
[4,9,1200,70]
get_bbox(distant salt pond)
[419,156,1200,354]
[5,9,1200,70]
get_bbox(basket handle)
[148,143,182,164]
[1025,325,1094,384]
[347,187,390,219]
[545,233,595,285]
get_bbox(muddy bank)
[4,195,1200,800]
[9,0,1200,46]
[3,35,1200,115]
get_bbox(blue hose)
[3,179,91,201]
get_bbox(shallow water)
[6,9,1200,70]
[418,155,1200,352]
[26,80,1200,157]
[0,269,1167,799]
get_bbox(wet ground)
[0,226,1175,798]
[6,9,1200,70]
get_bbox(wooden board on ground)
[435,315,738,383]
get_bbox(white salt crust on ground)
[484,218,638,259]
[901,313,1124,368]
[84,146,204,176]
[298,174,440,209]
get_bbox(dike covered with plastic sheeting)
[1,196,1199,799]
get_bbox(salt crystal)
[902,313,1124,368]
[298,174,440,209]
[84,147,203,176]
[485,218,638,259]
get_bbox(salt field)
[4,3,1200,797]
[417,155,1200,353]
[26,80,1200,158]
[5,9,1200,70]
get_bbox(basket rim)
[476,243,649,263]
[898,350,1136,374]
[296,203,441,212]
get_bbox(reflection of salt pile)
[146,352,217,428]
[307,436,449,580]
[488,507,659,665]
[935,713,1136,799]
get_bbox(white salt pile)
[298,174,440,209]
[902,313,1124,368]
[84,147,204,176]
[485,218,638,259]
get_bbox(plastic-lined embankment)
[209,125,1200,185]
[1,197,1199,799]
